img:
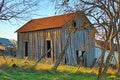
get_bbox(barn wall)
[17,28,62,62]
[17,12,95,67]
[17,33,24,58]
[62,12,95,67]
[95,47,118,65]
[77,12,95,67]
[62,29,94,66]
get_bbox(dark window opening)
[65,58,67,64]
[76,50,79,58]
[46,40,51,58]
[82,51,85,57]
[25,42,28,57]
[76,50,79,64]
[73,21,76,27]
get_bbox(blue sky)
[0,1,56,40]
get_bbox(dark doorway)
[73,21,76,27]
[46,40,51,58]
[76,50,79,59]
[76,50,79,64]
[25,42,28,57]
[65,58,67,64]
[76,50,86,66]
[81,51,86,66]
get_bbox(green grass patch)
[0,55,119,80]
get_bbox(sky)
[0,0,56,40]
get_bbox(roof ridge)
[33,11,85,20]
[16,11,84,32]
[33,12,75,21]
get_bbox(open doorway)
[46,40,51,58]
[76,50,86,66]
[76,50,80,64]
[25,42,28,57]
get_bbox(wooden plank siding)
[17,12,95,67]
[61,13,95,66]
[17,28,63,62]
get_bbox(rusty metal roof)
[16,12,80,32]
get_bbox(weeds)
[0,56,119,80]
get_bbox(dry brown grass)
[0,55,117,75]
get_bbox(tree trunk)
[118,53,120,75]
[34,49,51,67]
[51,32,72,71]
[116,35,120,75]
[97,38,114,80]
[51,43,68,71]
[97,49,106,80]
[97,52,112,80]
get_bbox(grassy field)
[0,55,120,80]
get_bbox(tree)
[0,0,42,61]
[52,0,120,79]
[10,39,17,56]
[51,29,75,71]
[0,0,43,76]
[0,0,41,21]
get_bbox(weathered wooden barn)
[16,11,96,67]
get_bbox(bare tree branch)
[53,0,120,79]
[0,0,42,21]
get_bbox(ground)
[0,55,120,80]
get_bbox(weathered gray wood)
[17,12,95,67]
[52,31,72,71]
[34,48,51,67]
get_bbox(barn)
[16,11,96,67]
[0,37,13,55]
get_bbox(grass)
[0,55,120,80]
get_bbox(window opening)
[73,21,76,27]
[25,42,28,57]
[46,40,51,58]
